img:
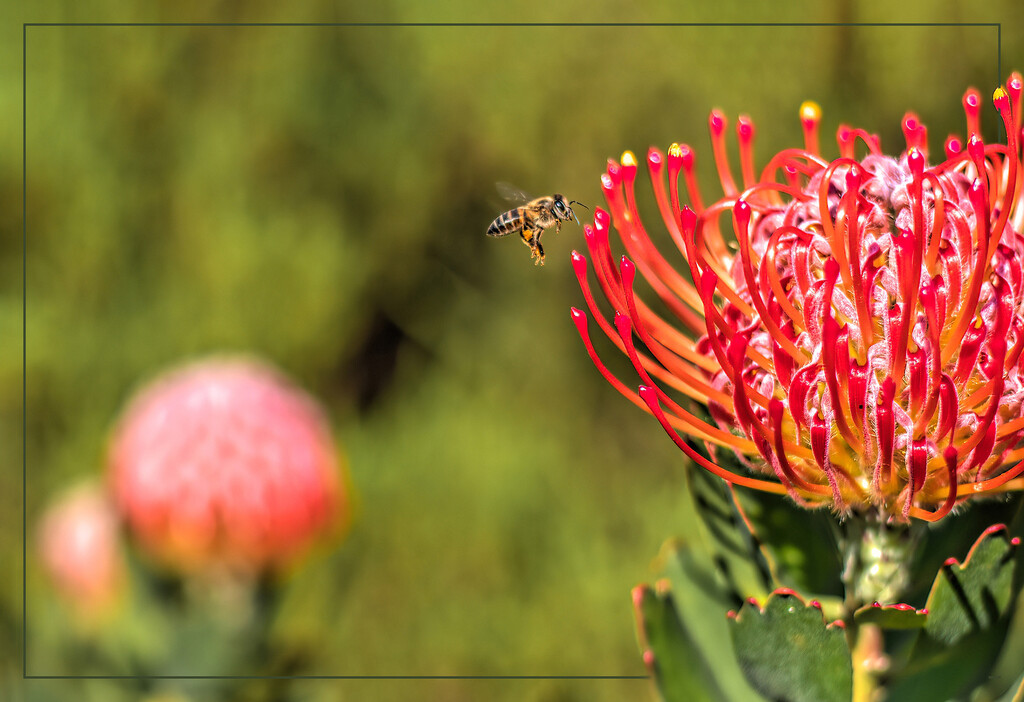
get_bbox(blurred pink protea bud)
[572,74,1024,522]
[108,357,346,574]
[38,482,124,619]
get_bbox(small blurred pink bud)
[38,482,123,619]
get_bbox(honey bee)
[487,183,586,265]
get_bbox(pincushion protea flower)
[108,358,345,574]
[572,75,1024,522]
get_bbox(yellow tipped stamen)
[800,101,821,122]
[621,150,638,167]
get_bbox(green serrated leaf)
[923,525,1019,646]
[658,540,763,702]
[852,603,927,630]
[887,525,1023,701]
[728,590,852,702]
[905,493,1024,602]
[633,584,724,702]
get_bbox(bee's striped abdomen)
[487,208,524,237]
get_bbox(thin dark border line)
[25,675,647,680]
[23,21,1003,28]
[21,19,28,683]
[19,20,1003,683]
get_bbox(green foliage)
[852,603,927,630]
[635,470,854,702]
[651,544,765,702]
[922,526,1019,646]
[904,494,1024,602]
[728,591,852,702]
[639,473,1024,702]
[996,671,1024,702]
[887,525,1024,701]
[731,487,844,598]
[685,464,773,604]
[632,583,724,702]
[637,541,762,702]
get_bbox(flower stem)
[839,510,919,702]
[850,622,886,702]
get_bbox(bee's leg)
[520,227,544,265]
[519,228,536,254]
[533,236,545,266]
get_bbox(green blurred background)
[4,2,1023,701]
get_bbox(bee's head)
[551,194,572,221]
[553,193,587,225]
[557,192,589,225]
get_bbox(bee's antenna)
[568,200,589,226]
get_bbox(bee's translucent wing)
[496,182,533,205]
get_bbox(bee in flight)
[487,183,587,266]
